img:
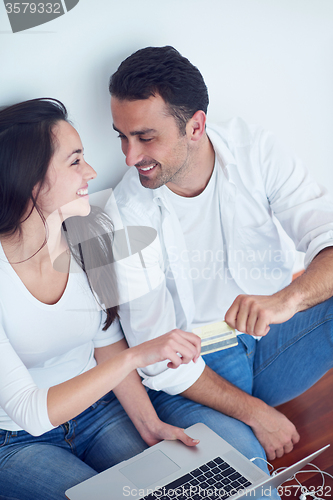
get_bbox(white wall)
[1,0,333,197]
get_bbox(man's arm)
[231,125,333,337]
[111,204,302,459]
[225,246,333,336]
[192,246,332,459]
[191,246,333,459]
[182,365,300,461]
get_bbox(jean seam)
[0,431,10,448]
[62,420,77,454]
[253,314,333,378]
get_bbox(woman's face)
[37,120,97,219]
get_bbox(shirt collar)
[152,123,236,208]
[206,124,237,179]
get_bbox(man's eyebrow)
[113,125,156,136]
[67,149,83,159]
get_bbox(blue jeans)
[0,392,148,500]
[148,297,333,499]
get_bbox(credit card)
[192,321,238,355]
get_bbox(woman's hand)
[136,416,200,448]
[131,329,201,370]
[47,332,200,429]
[104,337,201,449]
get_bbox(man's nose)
[124,142,144,167]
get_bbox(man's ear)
[187,110,206,142]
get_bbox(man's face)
[111,95,193,190]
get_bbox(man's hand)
[182,366,299,460]
[247,399,300,460]
[225,291,299,336]
[226,247,333,336]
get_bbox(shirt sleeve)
[0,318,55,436]
[105,199,205,395]
[92,314,124,348]
[258,129,333,267]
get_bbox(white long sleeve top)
[0,243,123,436]
[106,118,333,396]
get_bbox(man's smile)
[136,162,158,174]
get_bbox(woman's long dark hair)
[0,98,65,239]
[0,98,118,329]
[61,208,119,330]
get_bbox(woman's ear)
[187,110,207,142]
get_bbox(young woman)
[0,98,201,500]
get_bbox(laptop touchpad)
[119,450,181,488]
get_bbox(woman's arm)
[47,330,201,430]
[94,340,200,447]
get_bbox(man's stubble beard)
[139,143,192,190]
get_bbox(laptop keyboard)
[143,456,252,499]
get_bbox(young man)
[105,46,333,480]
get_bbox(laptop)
[65,423,329,499]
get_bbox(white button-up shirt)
[105,117,333,395]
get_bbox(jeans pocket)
[94,391,115,407]
[238,334,256,357]
[0,430,10,447]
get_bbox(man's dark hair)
[109,46,209,134]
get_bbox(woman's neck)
[1,207,67,269]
